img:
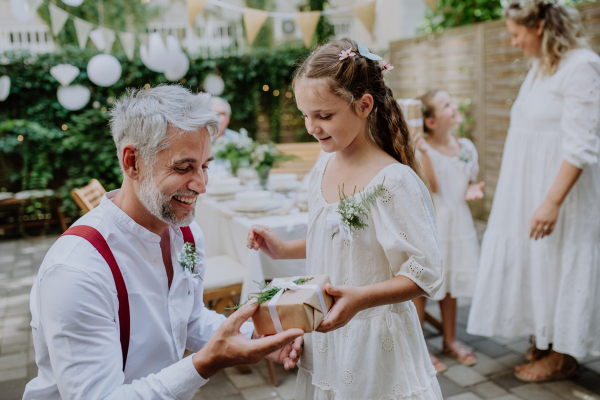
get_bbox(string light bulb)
[273,90,279,96]
[62,124,68,131]
[263,85,269,91]
[17,135,23,141]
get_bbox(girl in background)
[413,90,485,372]
[247,38,444,399]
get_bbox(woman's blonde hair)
[292,37,424,181]
[418,90,441,135]
[504,0,588,76]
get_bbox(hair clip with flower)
[339,48,356,60]
[382,61,394,73]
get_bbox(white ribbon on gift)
[326,212,353,242]
[266,276,329,333]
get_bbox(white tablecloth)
[194,195,308,302]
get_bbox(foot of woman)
[429,352,447,373]
[442,340,477,366]
[514,351,578,382]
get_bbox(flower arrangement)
[179,242,202,294]
[212,128,254,175]
[327,180,386,242]
[249,142,297,188]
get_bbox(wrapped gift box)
[397,98,424,138]
[252,274,334,336]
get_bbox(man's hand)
[192,301,303,378]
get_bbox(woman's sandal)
[442,340,477,366]
[525,344,552,362]
[514,352,578,383]
[429,352,448,373]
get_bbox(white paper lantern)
[57,84,90,110]
[87,54,122,87]
[0,76,10,101]
[10,0,41,22]
[140,33,168,73]
[50,64,80,86]
[203,74,225,96]
[165,51,189,81]
[61,0,84,6]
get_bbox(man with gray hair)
[23,85,303,399]
[211,97,241,142]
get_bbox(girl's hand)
[411,131,428,153]
[465,181,485,201]
[316,284,364,333]
[247,225,286,259]
[530,200,559,240]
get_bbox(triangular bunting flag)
[119,32,136,61]
[73,17,93,49]
[90,28,105,50]
[26,0,43,15]
[243,8,269,45]
[49,4,69,37]
[294,11,321,48]
[102,28,116,54]
[352,1,377,35]
[187,0,207,26]
[423,0,437,12]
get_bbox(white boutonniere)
[179,242,202,295]
[327,180,386,242]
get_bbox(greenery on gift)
[230,276,314,309]
[250,142,297,175]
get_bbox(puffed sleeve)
[371,166,444,298]
[561,54,600,168]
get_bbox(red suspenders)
[60,225,195,371]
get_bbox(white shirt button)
[154,257,160,263]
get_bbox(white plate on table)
[271,181,302,192]
[205,185,243,196]
[227,198,283,213]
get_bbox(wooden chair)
[203,255,280,386]
[272,142,322,180]
[70,179,106,213]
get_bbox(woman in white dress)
[247,38,445,399]
[467,0,600,382]
[412,90,485,372]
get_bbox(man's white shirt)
[24,190,254,399]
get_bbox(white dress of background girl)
[425,138,480,300]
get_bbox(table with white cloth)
[194,195,309,302]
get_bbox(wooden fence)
[388,1,600,219]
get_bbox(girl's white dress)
[467,48,600,358]
[295,154,445,400]
[425,138,480,300]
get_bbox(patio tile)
[471,381,509,399]
[571,369,600,395]
[239,385,279,400]
[496,353,527,369]
[225,366,266,389]
[505,340,530,356]
[456,325,487,345]
[447,393,484,400]
[200,379,239,398]
[510,384,563,400]
[489,372,527,390]
[444,365,488,387]
[471,340,511,359]
[437,375,470,398]
[273,373,296,400]
[542,379,600,400]
[492,396,522,400]
[426,336,443,351]
[472,352,510,376]
[585,360,600,374]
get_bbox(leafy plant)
[212,130,255,175]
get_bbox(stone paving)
[0,230,599,400]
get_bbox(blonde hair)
[292,37,424,181]
[417,90,442,135]
[504,0,588,76]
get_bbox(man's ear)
[121,144,142,180]
[356,93,374,118]
[424,117,436,132]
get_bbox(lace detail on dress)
[341,324,352,338]
[341,370,354,385]
[381,188,392,204]
[399,232,408,242]
[316,340,328,354]
[343,277,354,287]
[408,259,424,276]
[381,338,394,352]
[392,384,404,396]
[343,239,352,247]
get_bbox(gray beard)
[138,171,196,227]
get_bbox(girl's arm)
[530,160,582,239]
[317,276,425,332]
[419,147,439,193]
[247,225,307,259]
